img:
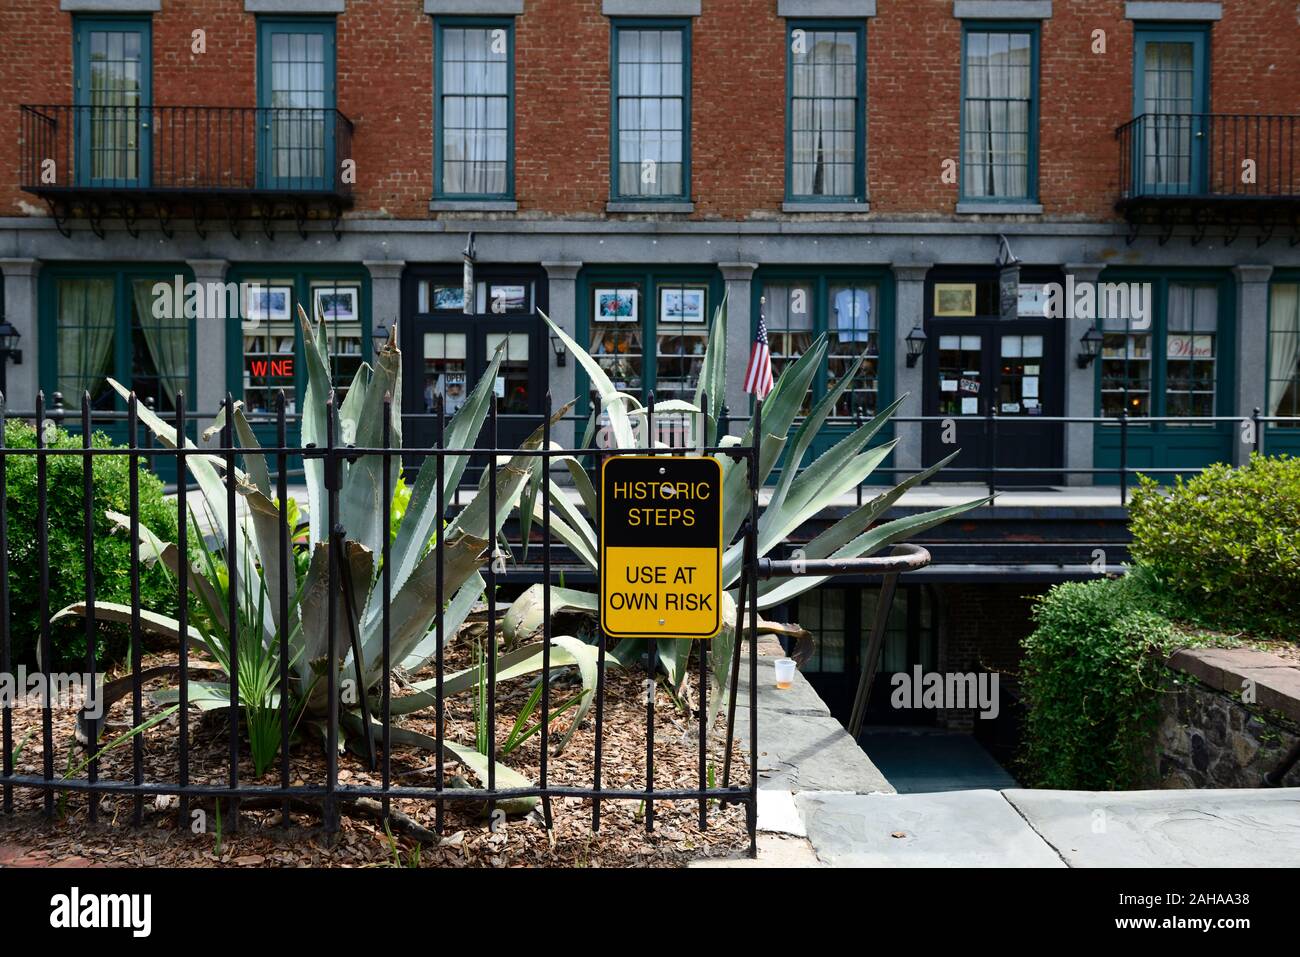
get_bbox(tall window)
[787,22,864,201]
[1164,283,1217,421]
[1269,283,1300,426]
[611,21,689,201]
[436,21,513,198]
[961,24,1037,201]
[1099,311,1152,418]
[74,17,151,187]
[258,19,336,191]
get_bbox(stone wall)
[1154,648,1300,790]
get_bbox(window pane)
[440,26,511,196]
[615,28,687,199]
[1268,283,1300,424]
[963,30,1034,200]
[760,284,814,413]
[828,284,878,417]
[789,28,859,198]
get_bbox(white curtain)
[444,28,506,195]
[964,32,1030,199]
[1142,42,1194,189]
[1270,284,1300,417]
[57,278,115,400]
[133,279,189,405]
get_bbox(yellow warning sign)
[600,455,723,639]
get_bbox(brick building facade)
[1,0,1298,750]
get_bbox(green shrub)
[4,419,180,669]
[1019,574,1220,790]
[1128,454,1300,635]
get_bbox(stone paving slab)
[736,653,894,795]
[1002,788,1300,868]
[796,790,1067,868]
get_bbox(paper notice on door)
[941,379,958,392]
[1022,376,1039,399]
[1002,402,1021,414]
[495,376,506,398]
[961,397,978,415]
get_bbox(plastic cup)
[774,657,796,690]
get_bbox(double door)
[922,319,1063,485]
[401,314,543,479]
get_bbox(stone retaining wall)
[1155,648,1300,789]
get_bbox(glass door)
[1134,27,1208,196]
[257,19,335,191]
[75,18,151,188]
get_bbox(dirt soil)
[0,637,751,868]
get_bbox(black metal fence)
[20,104,355,196]
[0,387,788,852]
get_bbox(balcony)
[19,104,354,239]
[1116,113,1300,245]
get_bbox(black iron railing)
[20,104,355,196]
[1117,112,1300,202]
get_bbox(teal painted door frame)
[73,16,153,189]
[256,17,337,192]
[1132,24,1210,197]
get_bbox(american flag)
[744,305,775,399]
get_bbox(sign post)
[600,455,723,640]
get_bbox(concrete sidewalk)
[699,649,1300,867]
[793,787,1300,868]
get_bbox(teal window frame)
[1131,23,1210,197]
[1092,269,1236,481]
[609,17,692,204]
[784,19,867,204]
[1266,270,1300,456]
[433,16,516,201]
[575,265,721,414]
[751,266,895,415]
[958,20,1040,205]
[224,263,372,444]
[256,16,337,192]
[73,15,153,189]
[38,262,198,479]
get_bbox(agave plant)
[501,299,988,719]
[54,304,594,805]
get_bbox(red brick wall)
[1,0,1296,221]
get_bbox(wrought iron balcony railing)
[19,104,354,237]
[1117,112,1299,201]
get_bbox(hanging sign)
[600,455,723,639]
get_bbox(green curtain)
[57,278,115,402]
[133,279,189,405]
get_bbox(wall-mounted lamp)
[372,318,394,351]
[1076,324,1104,368]
[0,320,22,397]
[550,332,567,367]
[904,324,928,368]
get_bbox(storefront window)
[1269,283,1300,427]
[590,284,644,396]
[759,275,883,418]
[54,272,191,414]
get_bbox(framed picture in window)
[659,286,707,323]
[433,285,465,311]
[934,283,977,317]
[314,287,358,322]
[594,287,639,322]
[246,285,292,322]
[488,284,528,314]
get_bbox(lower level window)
[1269,283,1300,426]
[54,273,191,413]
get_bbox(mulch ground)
[0,635,752,868]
